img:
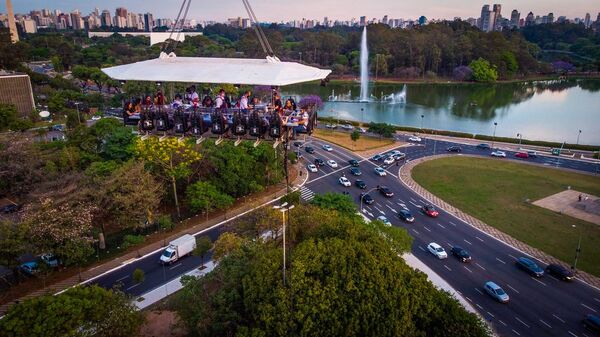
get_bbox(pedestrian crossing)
[300,186,315,201]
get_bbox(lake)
[283,79,600,145]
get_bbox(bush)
[122,234,145,249]
[280,190,301,205]
[132,268,145,284]
[158,215,175,231]
[288,151,297,163]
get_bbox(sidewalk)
[398,154,600,290]
[0,165,307,315]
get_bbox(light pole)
[491,122,498,149]
[274,202,294,286]
[360,187,379,213]
[74,102,81,124]
[420,114,424,131]
[576,130,582,145]
[517,133,522,147]
[572,225,582,272]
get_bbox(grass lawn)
[313,129,394,152]
[412,156,600,277]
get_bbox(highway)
[89,135,600,337]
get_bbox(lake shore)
[327,73,600,85]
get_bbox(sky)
[1,0,598,22]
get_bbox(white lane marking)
[512,329,521,336]
[474,288,483,295]
[418,245,426,252]
[568,331,578,337]
[418,199,426,204]
[449,221,457,227]
[126,283,140,291]
[437,223,446,229]
[496,257,506,264]
[116,275,129,283]
[397,202,406,208]
[398,199,405,203]
[463,239,472,245]
[365,205,373,211]
[386,205,397,213]
[386,200,395,206]
[423,226,431,232]
[465,296,472,302]
[487,311,495,318]
[582,303,597,313]
[409,201,420,208]
[539,319,552,329]
[515,316,530,328]
[498,319,507,326]
[475,263,486,271]
[169,262,183,270]
[412,229,420,235]
[374,206,385,215]
[464,266,473,273]
[595,298,600,303]
[444,265,452,272]
[506,284,520,294]
[475,303,483,310]
[552,314,565,323]
[508,254,517,260]
[410,197,417,203]
[476,236,484,242]
[531,278,547,286]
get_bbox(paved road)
[90,135,600,336]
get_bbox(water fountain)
[359,26,369,102]
[328,89,353,102]
[382,84,407,104]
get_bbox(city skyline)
[1,0,597,22]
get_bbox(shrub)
[122,235,145,249]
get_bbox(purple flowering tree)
[453,66,473,81]
[298,95,324,112]
[252,85,272,101]
[552,61,576,74]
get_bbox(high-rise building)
[5,0,19,43]
[144,13,154,32]
[492,4,501,30]
[479,5,492,32]
[19,18,37,33]
[584,13,591,28]
[525,12,535,26]
[115,7,128,19]
[70,10,83,30]
[510,10,520,28]
[382,15,388,25]
[359,16,366,26]
[101,10,111,27]
[547,13,554,24]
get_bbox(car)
[374,167,387,176]
[0,203,19,214]
[348,159,360,167]
[50,124,65,132]
[360,192,374,205]
[491,150,506,157]
[355,179,366,189]
[527,151,538,158]
[376,215,391,226]
[408,136,422,142]
[314,158,325,167]
[477,143,491,150]
[484,281,509,303]
[322,144,333,151]
[398,209,414,223]
[91,115,102,121]
[307,164,318,173]
[515,257,544,277]
[515,152,529,159]
[582,314,600,333]
[383,156,395,165]
[421,204,439,217]
[293,141,304,147]
[19,261,39,275]
[447,146,462,152]
[305,146,315,154]
[40,253,61,268]
[450,246,472,263]
[390,150,402,156]
[393,153,406,161]
[378,186,394,198]
[341,124,353,130]
[427,242,448,259]
[326,159,338,168]
[325,124,337,129]
[371,154,384,161]
[349,167,362,176]
[356,127,367,133]
[545,264,574,281]
[339,176,351,187]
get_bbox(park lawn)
[313,129,394,152]
[412,156,600,277]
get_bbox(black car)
[476,143,490,150]
[0,203,19,214]
[397,209,414,223]
[516,257,544,277]
[360,193,374,205]
[349,167,362,176]
[293,141,303,147]
[348,159,360,167]
[451,246,472,263]
[378,186,394,198]
[305,146,315,154]
[355,180,366,189]
[545,264,574,281]
[314,158,325,166]
[447,146,462,152]
[371,154,384,161]
[583,314,600,333]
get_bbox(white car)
[326,159,338,168]
[322,144,333,151]
[427,242,448,259]
[390,150,402,156]
[374,167,387,176]
[408,136,422,142]
[341,124,353,130]
[383,156,395,165]
[377,215,391,226]
[91,115,102,121]
[339,176,351,187]
[491,150,506,157]
[307,164,318,173]
[357,127,367,133]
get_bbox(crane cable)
[242,0,275,58]
[162,0,192,54]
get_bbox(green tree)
[0,103,18,131]
[212,232,243,262]
[469,58,498,83]
[367,122,396,138]
[0,221,30,283]
[194,236,213,268]
[311,192,357,214]
[350,130,361,148]
[186,181,234,219]
[50,55,64,72]
[0,285,144,337]
[133,268,145,284]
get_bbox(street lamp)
[517,133,522,147]
[74,102,81,124]
[273,202,294,286]
[420,114,424,131]
[571,224,582,272]
[576,130,582,145]
[491,122,498,149]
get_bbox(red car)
[515,152,529,159]
[421,204,439,217]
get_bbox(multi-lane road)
[90,135,600,337]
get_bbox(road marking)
[582,303,597,313]
[465,296,472,302]
[424,226,431,232]
[508,254,517,260]
[595,298,600,303]
[474,288,483,295]
[169,263,182,270]
[444,265,452,272]
[464,266,473,273]
[116,275,129,283]
[397,202,406,208]
[386,205,397,213]
[487,311,495,318]
[506,284,520,294]
[409,201,420,208]
[418,245,426,252]
[412,229,420,235]
[568,331,578,337]
[552,314,565,323]
[512,329,521,336]
[475,263,486,271]
[449,221,457,227]
[126,283,140,291]
[410,197,417,203]
[398,199,405,203]
[539,319,552,329]
[496,257,506,264]
[437,223,446,229]
[498,319,507,326]
[475,236,484,242]
[463,239,472,245]
[475,303,483,310]
[531,278,547,286]
[515,316,530,328]
[374,206,385,215]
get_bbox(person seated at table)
[215,89,226,109]
[251,96,261,108]
[273,93,283,112]
[133,98,142,113]
[143,95,153,109]
[202,94,213,107]
[189,85,199,103]
[239,91,250,112]
[172,94,183,109]
[155,90,165,107]
[292,109,309,138]
[284,98,296,112]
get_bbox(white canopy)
[102,53,331,86]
